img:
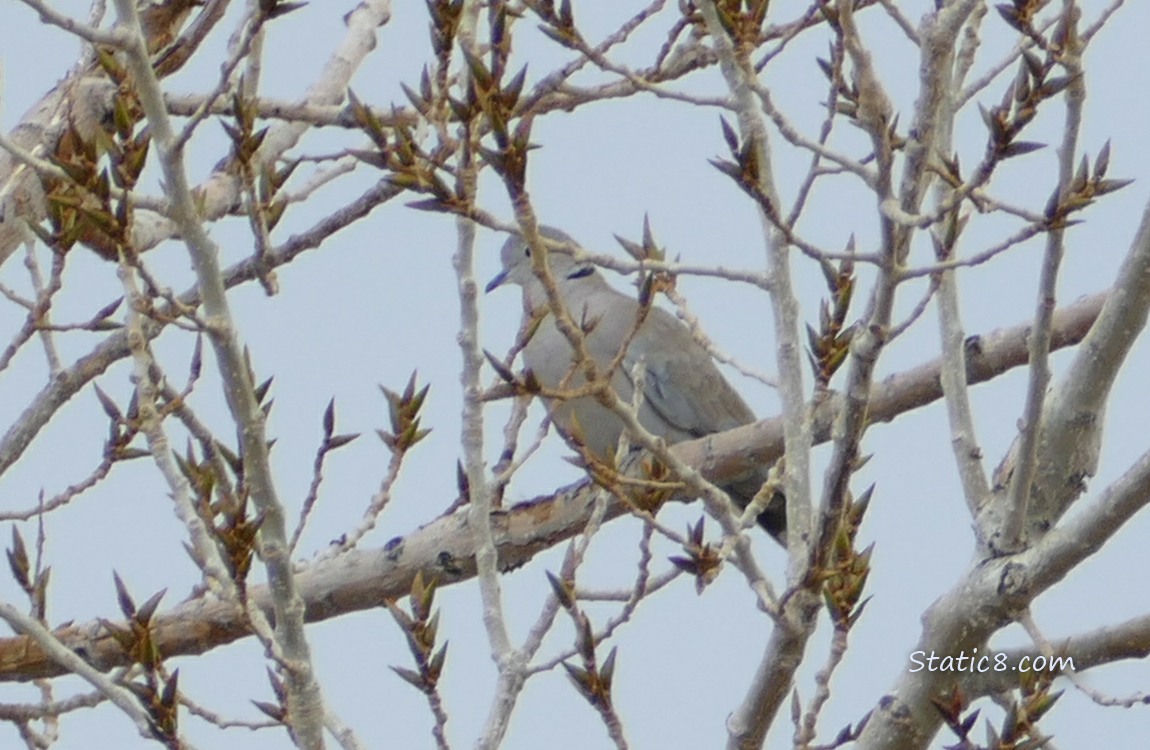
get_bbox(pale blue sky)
[1,1,1148,748]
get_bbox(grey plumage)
[487,226,785,545]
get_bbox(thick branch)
[0,292,1103,682]
[856,430,1150,750]
[960,612,1150,697]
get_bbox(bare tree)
[0,1,1146,749]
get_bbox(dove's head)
[486,226,598,307]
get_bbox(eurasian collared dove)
[486,226,785,545]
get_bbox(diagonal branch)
[0,291,1104,683]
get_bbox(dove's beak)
[484,270,508,293]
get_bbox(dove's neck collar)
[527,260,606,312]
[565,265,595,280]
[555,261,606,293]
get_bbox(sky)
[0,1,1148,749]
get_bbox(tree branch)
[0,291,1104,682]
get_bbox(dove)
[486,226,785,544]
